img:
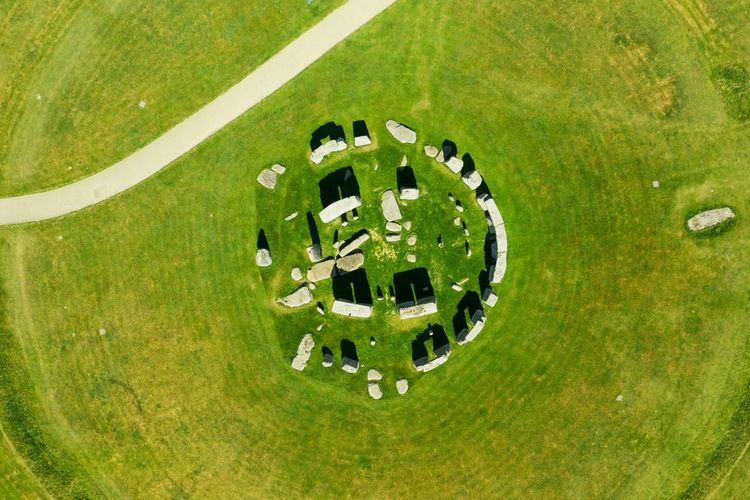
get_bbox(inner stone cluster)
[255,118,508,400]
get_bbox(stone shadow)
[306,211,320,245]
[392,268,435,307]
[441,139,458,161]
[310,121,346,151]
[412,324,451,366]
[353,120,369,139]
[460,153,476,176]
[452,291,483,342]
[318,166,361,208]
[332,268,373,305]
[257,229,270,251]
[341,339,359,368]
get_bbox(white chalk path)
[0,0,398,225]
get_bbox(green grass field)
[2,0,750,497]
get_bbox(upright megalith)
[322,346,334,368]
[277,285,313,308]
[393,268,438,319]
[341,339,359,373]
[353,120,372,147]
[385,119,417,144]
[310,121,347,164]
[256,229,272,267]
[397,166,419,200]
[332,269,374,318]
[291,333,315,371]
[482,285,498,307]
[411,324,451,372]
[367,369,383,381]
[318,166,362,223]
[453,291,486,344]
[380,189,403,222]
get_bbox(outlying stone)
[368,382,383,400]
[335,252,365,274]
[386,221,402,232]
[306,243,323,263]
[399,187,419,200]
[277,285,312,308]
[319,195,362,224]
[385,120,417,144]
[396,378,409,395]
[381,190,403,221]
[271,163,287,175]
[291,333,315,371]
[462,170,483,190]
[332,300,373,318]
[424,144,439,158]
[386,233,402,242]
[256,169,278,189]
[307,258,336,282]
[338,231,370,257]
[311,139,347,164]
[256,248,272,267]
[367,369,383,381]
[687,207,736,232]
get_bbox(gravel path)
[0,0,397,225]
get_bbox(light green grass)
[2,0,750,497]
[0,0,343,196]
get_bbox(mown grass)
[1,0,750,497]
[0,0,342,196]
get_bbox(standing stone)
[455,201,464,213]
[381,190,403,221]
[322,350,334,367]
[403,220,412,231]
[407,234,417,246]
[271,163,287,175]
[256,169,278,189]
[367,369,383,381]
[306,244,323,263]
[445,156,463,174]
[291,334,314,371]
[316,302,326,315]
[368,382,383,400]
[385,120,417,144]
[291,267,303,281]
[256,248,272,267]
[401,155,409,167]
[277,285,313,308]
[453,217,462,226]
[316,323,324,331]
[462,171,483,190]
[399,187,420,200]
[396,378,409,395]
[370,336,377,346]
[424,145,439,158]
[386,221,402,232]
[342,356,359,374]
[482,286,499,307]
[406,253,417,263]
[435,149,445,163]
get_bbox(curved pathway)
[0,0,398,225]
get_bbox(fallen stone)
[403,220,412,231]
[386,233,402,242]
[285,212,298,221]
[332,300,373,318]
[401,155,409,167]
[406,253,416,263]
[398,301,438,319]
[308,282,316,290]
[435,150,445,163]
[381,190,403,221]
[368,382,383,400]
[396,378,409,395]
[316,303,326,315]
[316,323,324,331]
[335,252,365,274]
[453,217,462,226]
[291,333,315,371]
[445,156,463,174]
[256,248,272,267]
[319,195,362,224]
[451,283,463,292]
[277,285,312,308]
[424,145,439,158]
[448,193,455,202]
[400,187,420,200]
[271,163,287,175]
[455,202,464,213]
[462,171,483,190]
[307,258,336,282]
[338,231,370,257]
[306,244,323,263]
[354,135,372,147]
[386,221,402,232]
[367,369,383,381]
[370,336,377,346]
[407,234,417,246]
[256,169,278,189]
[291,267,303,281]
[687,207,736,232]
[310,138,347,164]
[385,120,417,144]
